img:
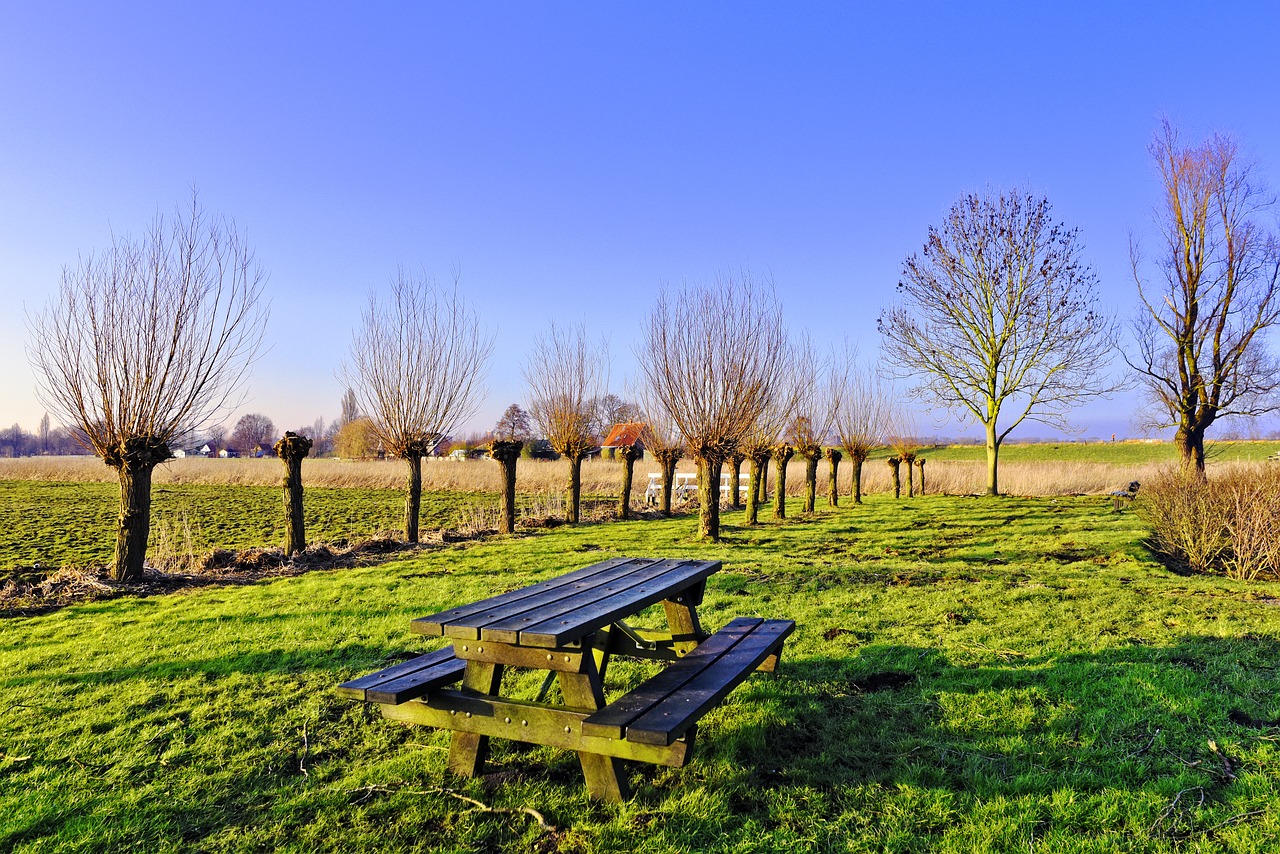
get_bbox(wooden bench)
[337,646,465,705]
[1110,480,1140,512]
[582,617,793,746]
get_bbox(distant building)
[600,422,647,460]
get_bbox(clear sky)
[4,3,1280,442]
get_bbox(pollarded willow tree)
[879,190,1117,496]
[639,273,790,540]
[785,339,830,515]
[27,195,268,580]
[343,271,493,543]
[829,341,892,505]
[1129,121,1280,473]
[524,323,609,524]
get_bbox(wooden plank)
[474,558,705,645]
[336,646,462,702]
[452,639,590,673]
[624,619,795,746]
[580,618,760,739]
[380,690,693,768]
[507,560,722,648]
[410,557,658,639]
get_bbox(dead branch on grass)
[347,784,556,832]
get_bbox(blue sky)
[4,3,1279,442]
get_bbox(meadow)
[3,444,1280,851]
[4,495,1280,852]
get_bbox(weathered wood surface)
[581,617,795,745]
[335,646,464,704]
[412,557,720,648]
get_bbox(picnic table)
[338,556,794,801]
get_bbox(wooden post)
[274,432,313,556]
[448,661,505,777]
[489,440,523,533]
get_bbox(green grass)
[0,482,483,571]
[5,495,1280,851]
[899,440,1280,465]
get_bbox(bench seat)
[581,617,794,746]
[337,646,465,705]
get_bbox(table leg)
[557,659,630,802]
[447,661,504,777]
[662,597,705,657]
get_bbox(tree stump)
[825,447,843,507]
[902,451,918,497]
[274,432,313,556]
[888,456,902,499]
[489,440,523,533]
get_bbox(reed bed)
[0,453,1244,497]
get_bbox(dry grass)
[0,454,1249,497]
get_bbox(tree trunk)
[758,456,770,504]
[888,457,901,499]
[744,455,764,525]
[825,448,842,507]
[728,453,744,508]
[654,449,681,516]
[1175,424,1208,477]
[852,457,864,504]
[618,445,641,519]
[916,459,926,496]
[801,449,820,513]
[696,456,723,540]
[985,421,1000,496]
[903,453,917,498]
[104,436,172,581]
[567,453,585,523]
[771,445,793,519]
[490,440,523,533]
[405,451,424,542]
[274,432,313,556]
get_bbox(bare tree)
[637,406,683,516]
[880,190,1116,496]
[524,323,608,524]
[784,339,829,514]
[27,194,268,580]
[1129,121,1280,473]
[639,274,790,540]
[343,270,492,543]
[830,342,891,504]
[337,387,361,429]
[494,404,533,441]
[230,412,276,455]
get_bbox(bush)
[1137,464,1280,579]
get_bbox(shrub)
[1136,464,1280,578]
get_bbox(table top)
[411,557,720,649]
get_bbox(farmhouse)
[600,422,647,460]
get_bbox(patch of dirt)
[0,537,438,617]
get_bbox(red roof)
[602,422,646,447]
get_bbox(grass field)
[4,494,1280,852]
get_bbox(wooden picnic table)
[339,556,794,801]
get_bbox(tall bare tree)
[880,190,1116,496]
[1129,121,1280,472]
[830,342,891,505]
[343,270,492,543]
[524,323,608,524]
[785,339,829,514]
[27,195,268,580]
[639,274,790,540]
